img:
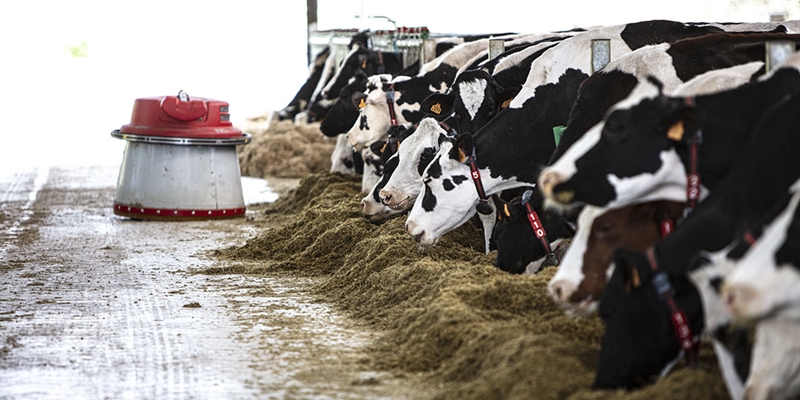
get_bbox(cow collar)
[677,97,704,219]
[464,147,494,215]
[385,83,399,126]
[645,246,700,368]
[521,189,555,260]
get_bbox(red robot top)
[118,90,243,139]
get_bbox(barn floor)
[0,164,440,399]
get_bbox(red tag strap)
[385,84,398,126]
[524,202,553,256]
[659,219,673,238]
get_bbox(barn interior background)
[0,0,798,178]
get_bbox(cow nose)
[379,189,391,205]
[548,279,577,305]
[539,170,564,197]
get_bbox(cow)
[418,35,570,140]
[591,73,800,390]
[404,20,729,247]
[547,30,799,167]
[547,60,768,315]
[722,180,800,323]
[346,35,533,150]
[687,183,799,400]
[490,187,575,274]
[276,47,332,121]
[538,36,800,212]
[330,133,364,175]
[360,123,417,222]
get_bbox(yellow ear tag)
[631,268,641,289]
[667,120,685,141]
[500,99,513,109]
[358,98,366,109]
[380,142,388,154]
[503,204,511,218]
[430,102,442,115]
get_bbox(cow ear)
[614,248,649,293]
[351,91,368,110]
[421,93,454,119]
[497,87,520,110]
[370,140,387,157]
[450,133,474,162]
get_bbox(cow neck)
[385,83,399,126]
[645,246,700,368]
[464,148,494,215]
[521,195,555,260]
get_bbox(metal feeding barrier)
[307,26,435,73]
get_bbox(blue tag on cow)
[652,272,676,300]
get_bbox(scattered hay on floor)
[214,172,729,400]
[236,114,337,178]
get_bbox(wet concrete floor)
[0,164,437,400]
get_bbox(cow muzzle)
[405,220,437,247]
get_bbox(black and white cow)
[722,182,800,400]
[359,123,417,223]
[404,20,727,246]
[539,36,800,210]
[277,47,332,121]
[688,179,800,400]
[592,70,800,390]
[346,35,531,150]
[419,34,570,138]
[547,59,769,314]
[490,187,575,274]
[548,30,800,166]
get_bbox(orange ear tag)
[503,204,511,218]
[358,99,366,109]
[667,120,685,141]
[457,148,467,163]
[500,99,513,109]
[430,103,442,115]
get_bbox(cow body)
[539,38,800,211]
[593,73,800,390]
[277,47,332,121]
[404,20,728,246]
[547,59,769,314]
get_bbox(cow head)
[360,124,416,224]
[405,134,518,247]
[548,200,684,316]
[722,186,800,322]
[420,69,519,135]
[346,75,413,150]
[379,117,450,212]
[593,246,703,390]
[491,187,573,274]
[319,71,369,137]
[539,77,702,210]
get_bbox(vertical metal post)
[488,39,505,61]
[421,39,437,66]
[591,39,611,74]
[306,0,318,64]
[765,41,796,73]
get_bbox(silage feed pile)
[216,172,729,400]
[236,113,337,178]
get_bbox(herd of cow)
[275,19,800,400]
